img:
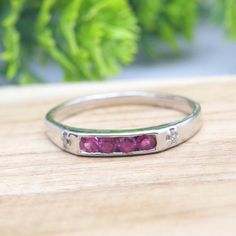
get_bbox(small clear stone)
[62,132,71,148]
[166,128,178,145]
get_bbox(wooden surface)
[0,77,236,236]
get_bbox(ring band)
[45,91,202,157]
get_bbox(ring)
[45,91,202,157]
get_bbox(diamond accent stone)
[166,128,178,145]
[62,131,71,149]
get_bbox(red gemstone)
[98,138,117,153]
[119,137,136,153]
[136,135,156,150]
[80,137,99,153]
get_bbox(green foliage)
[1,0,25,80]
[225,0,236,38]
[130,0,198,57]
[201,0,236,38]
[0,0,236,84]
[0,0,138,83]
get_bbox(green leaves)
[0,0,236,84]
[1,0,138,83]
[225,0,236,38]
[2,0,25,79]
[130,0,198,56]
[36,0,77,77]
[201,0,236,38]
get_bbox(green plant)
[130,0,197,57]
[0,0,236,84]
[0,0,138,83]
[225,0,236,38]
[200,0,236,38]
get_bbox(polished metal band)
[45,92,202,157]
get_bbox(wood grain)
[0,77,236,236]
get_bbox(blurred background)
[0,0,236,85]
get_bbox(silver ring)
[45,91,202,157]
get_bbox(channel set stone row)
[62,127,179,154]
[80,135,157,154]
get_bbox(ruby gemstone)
[136,135,156,150]
[118,137,137,153]
[98,138,117,153]
[80,137,99,153]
